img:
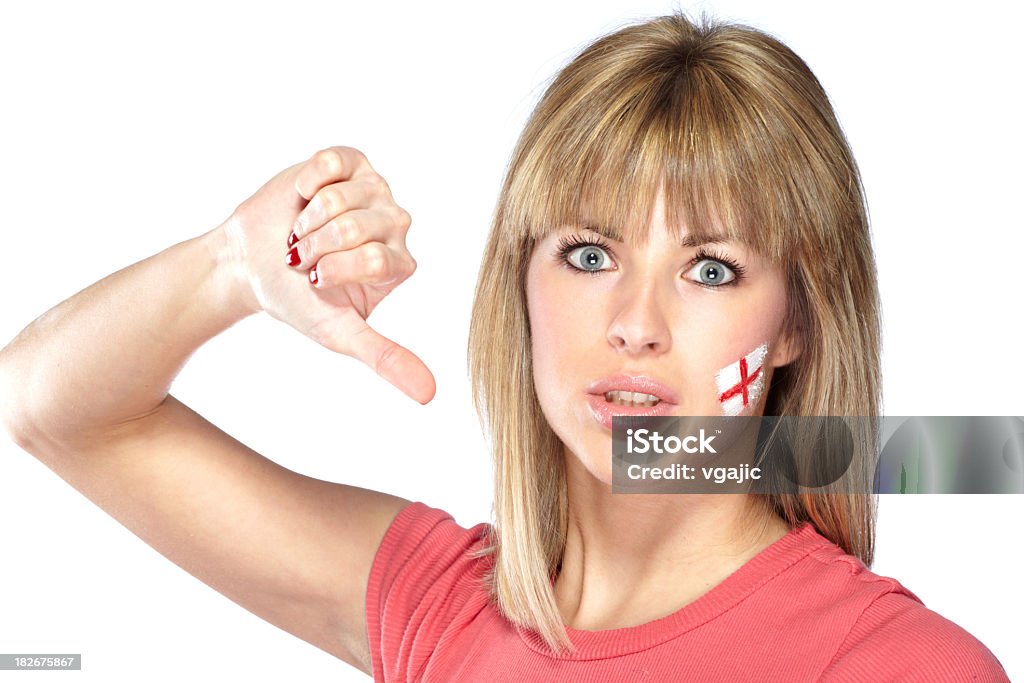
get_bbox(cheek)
[526,269,600,378]
[527,288,559,367]
[704,290,788,414]
[525,264,574,408]
[709,317,779,368]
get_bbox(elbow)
[0,361,28,452]
[0,336,112,457]
[0,347,46,454]
[2,413,43,455]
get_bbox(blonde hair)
[468,13,880,653]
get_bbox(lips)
[585,374,680,431]
[586,374,680,404]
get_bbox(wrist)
[202,219,263,320]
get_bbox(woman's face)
[525,190,799,484]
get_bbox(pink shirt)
[366,502,1008,682]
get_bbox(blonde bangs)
[499,19,853,267]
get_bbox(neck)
[553,452,790,631]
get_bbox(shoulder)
[369,501,492,585]
[367,501,494,616]
[365,502,494,682]
[800,538,1009,682]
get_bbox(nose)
[606,277,672,355]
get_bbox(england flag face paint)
[715,343,768,416]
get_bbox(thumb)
[338,319,437,404]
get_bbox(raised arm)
[0,147,433,675]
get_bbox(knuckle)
[368,173,389,196]
[344,146,368,168]
[320,187,343,217]
[375,341,402,376]
[394,206,412,231]
[316,148,343,178]
[335,216,358,244]
[361,243,389,279]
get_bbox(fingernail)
[287,247,300,267]
[309,267,319,286]
[287,231,298,247]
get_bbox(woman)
[0,11,1011,682]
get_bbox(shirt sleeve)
[365,501,493,683]
[820,591,1010,682]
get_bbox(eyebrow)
[579,223,732,248]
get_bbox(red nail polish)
[287,247,300,266]
[309,267,318,285]
[287,231,298,247]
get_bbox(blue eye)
[686,258,737,286]
[556,235,616,274]
[567,245,612,271]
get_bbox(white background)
[1,1,1021,680]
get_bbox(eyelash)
[555,235,615,277]
[554,234,746,288]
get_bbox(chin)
[562,434,616,488]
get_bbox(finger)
[309,242,416,289]
[293,146,373,201]
[291,208,412,269]
[319,315,436,404]
[292,175,392,241]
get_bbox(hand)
[221,146,435,404]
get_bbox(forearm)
[0,224,258,446]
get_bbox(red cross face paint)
[715,343,768,416]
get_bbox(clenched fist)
[220,146,435,404]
